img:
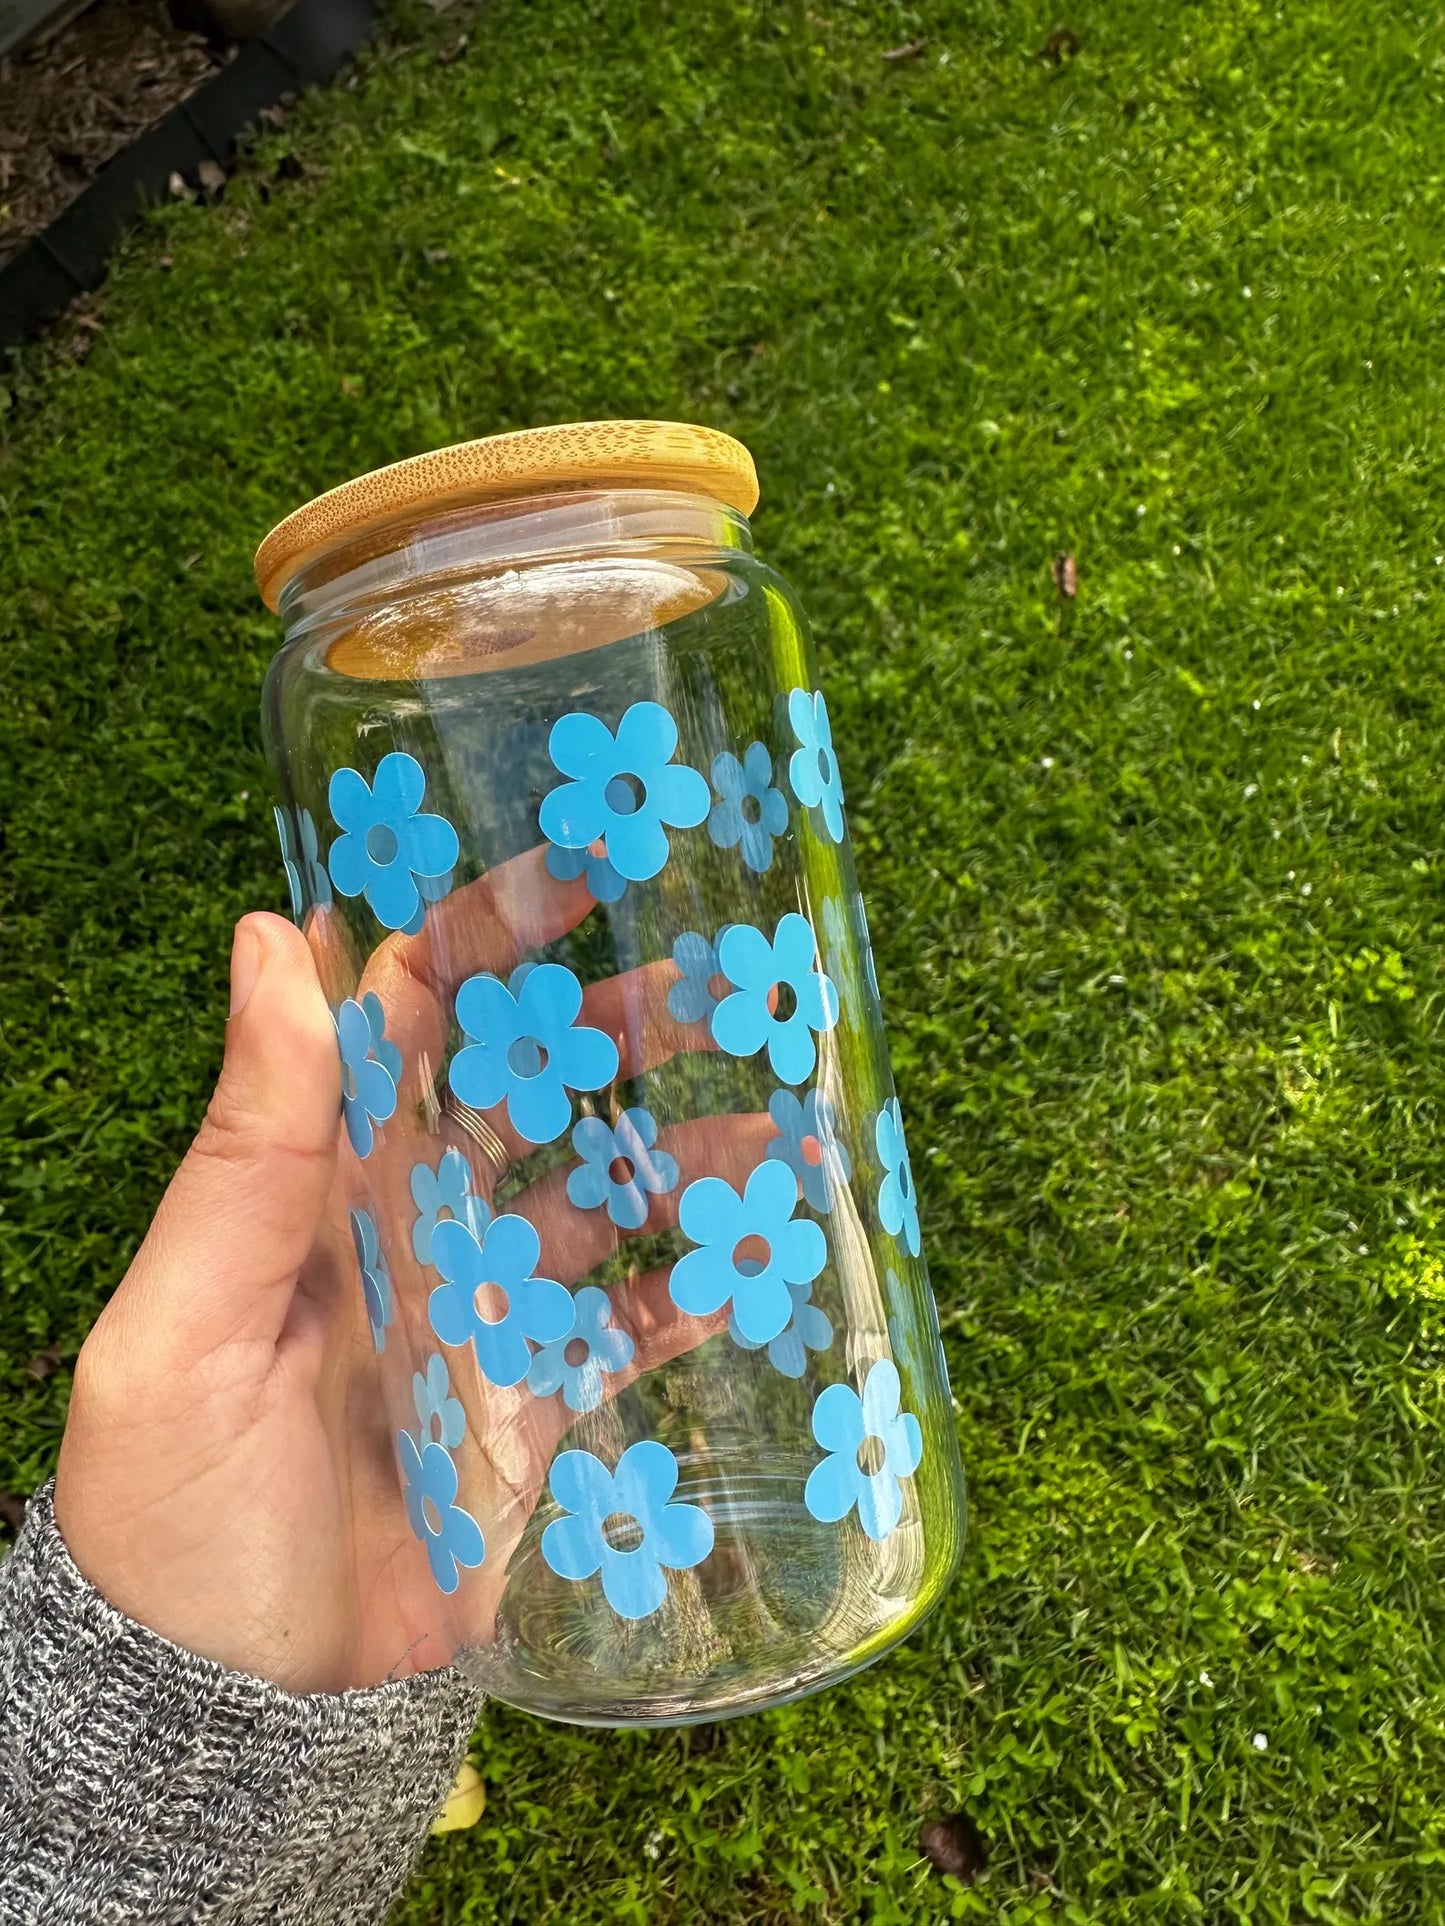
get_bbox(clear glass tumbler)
[256,421,965,1724]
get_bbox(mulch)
[0,1,226,272]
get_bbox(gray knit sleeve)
[0,1481,485,1924]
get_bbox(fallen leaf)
[678,1719,723,1755]
[197,158,227,197]
[167,170,195,201]
[1040,27,1081,63]
[24,1344,70,1381]
[1051,550,1078,598]
[431,1759,486,1832]
[920,1813,987,1882]
[883,38,927,60]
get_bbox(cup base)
[453,1501,963,1728]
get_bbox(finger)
[349,846,597,1115]
[115,913,341,1359]
[603,1260,731,1385]
[388,1112,767,1370]
[442,957,720,1175]
[461,1261,732,1545]
[391,1116,770,1545]
[582,958,715,1082]
[512,1110,774,1286]
[303,901,364,1009]
[387,843,594,1009]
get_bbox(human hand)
[55,849,763,1693]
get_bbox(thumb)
[120,912,341,1358]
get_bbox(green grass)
[4,0,1445,1916]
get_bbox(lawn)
[3,0,1445,1918]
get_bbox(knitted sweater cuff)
[0,1480,485,1925]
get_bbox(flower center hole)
[421,1495,444,1536]
[740,792,763,825]
[341,1064,358,1102]
[800,1132,823,1168]
[707,973,730,1003]
[855,1436,887,1477]
[506,1035,549,1079]
[471,1281,511,1325]
[899,1163,914,1202]
[601,1510,644,1552]
[732,1233,772,1279]
[365,822,400,866]
[816,748,833,789]
[563,1337,591,1368]
[608,1155,636,1186]
[772,981,799,1023]
[604,773,647,817]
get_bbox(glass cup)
[256,421,965,1724]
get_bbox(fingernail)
[229,922,263,1017]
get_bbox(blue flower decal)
[711,914,840,1084]
[413,1352,466,1450]
[730,1277,833,1379]
[398,1431,485,1594]
[787,688,845,843]
[276,808,304,920]
[450,961,619,1146]
[765,1086,852,1214]
[887,1269,952,1402]
[349,1207,393,1352]
[804,1359,923,1541]
[410,1147,491,1267]
[821,895,851,1017]
[876,1098,921,1258]
[274,804,332,918]
[541,1439,713,1619]
[670,1159,827,1346]
[566,1107,679,1230]
[327,751,460,933]
[336,993,400,1159]
[708,742,788,873]
[666,929,729,1025]
[539,701,710,883]
[527,1284,634,1413]
[855,893,881,1004]
[545,839,627,904]
[428,1214,574,1387]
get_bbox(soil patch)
[0,1,224,271]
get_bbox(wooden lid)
[254,419,759,612]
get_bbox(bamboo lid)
[254,419,759,612]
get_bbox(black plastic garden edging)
[0,0,376,354]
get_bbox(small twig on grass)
[1050,549,1078,632]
